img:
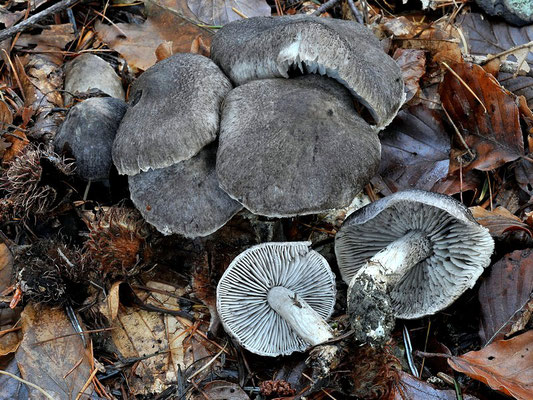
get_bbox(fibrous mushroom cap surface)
[113,53,232,176]
[128,145,242,238]
[335,190,495,319]
[54,97,127,181]
[217,242,336,356]
[216,75,381,217]
[211,15,404,129]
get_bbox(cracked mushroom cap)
[335,190,494,319]
[216,75,381,217]
[113,53,232,176]
[210,15,404,129]
[54,97,127,181]
[217,242,336,356]
[129,144,242,238]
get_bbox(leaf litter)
[0,1,533,399]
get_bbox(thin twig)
[186,345,226,382]
[75,368,97,400]
[0,0,86,43]
[231,7,248,19]
[0,370,55,400]
[313,0,343,16]
[442,105,475,159]
[347,0,364,23]
[441,61,488,114]
[484,41,533,64]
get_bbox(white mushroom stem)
[356,230,432,290]
[267,286,334,345]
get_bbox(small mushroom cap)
[54,97,127,181]
[128,144,242,238]
[64,54,125,105]
[113,53,232,176]
[211,15,404,129]
[335,190,494,319]
[217,242,336,356]
[216,75,381,217]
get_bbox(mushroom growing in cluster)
[335,190,495,346]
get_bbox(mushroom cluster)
[108,15,404,237]
[335,190,494,346]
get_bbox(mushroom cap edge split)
[217,241,336,356]
[335,190,495,319]
[210,15,405,129]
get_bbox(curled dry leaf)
[96,0,212,71]
[470,206,532,239]
[389,371,479,400]
[448,330,533,400]
[440,62,524,171]
[187,0,271,26]
[393,49,426,104]
[15,304,96,399]
[478,249,533,345]
[376,105,450,195]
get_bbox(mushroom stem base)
[267,286,333,346]
[347,272,395,347]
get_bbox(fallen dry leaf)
[0,307,22,356]
[0,243,14,293]
[457,13,533,106]
[15,303,96,399]
[448,330,533,399]
[389,371,479,400]
[440,62,524,171]
[393,48,426,104]
[2,130,29,163]
[470,206,532,239]
[96,0,213,71]
[376,105,450,194]
[478,249,533,345]
[192,380,250,399]
[187,0,271,26]
[0,355,28,400]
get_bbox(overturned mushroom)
[55,97,127,181]
[217,75,380,217]
[335,190,494,345]
[211,15,404,128]
[129,144,242,238]
[217,242,336,356]
[113,53,232,176]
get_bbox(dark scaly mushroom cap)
[217,242,336,356]
[113,53,232,176]
[216,75,380,217]
[335,190,494,319]
[128,144,242,238]
[211,15,404,129]
[54,97,127,181]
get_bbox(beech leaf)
[440,62,524,171]
[376,105,450,194]
[478,249,533,345]
[470,206,532,239]
[448,330,533,399]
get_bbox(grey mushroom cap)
[210,15,404,129]
[54,97,127,181]
[128,144,242,238]
[64,54,125,105]
[216,75,381,217]
[113,53,232,176]
[217,242,336,356]
[335,190,495,319]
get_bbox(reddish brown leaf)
[478,249,533,345]
[2,130,29,163]
[471,206,532,239]
[440,62,524,171]
[376,105,450,195]
[389,371,479,400]
[393,49,426,104]
[448,331,533,399]
[96,0,212,72]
